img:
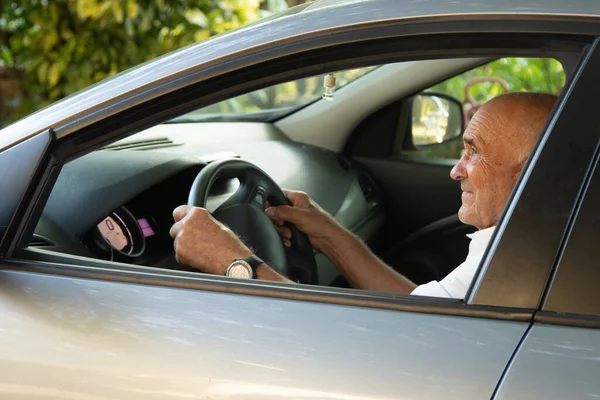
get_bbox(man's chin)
[458,210,488,230]
[457,207,475,226]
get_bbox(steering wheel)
[188,158,319,285]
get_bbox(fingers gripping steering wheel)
[188,158,319,285]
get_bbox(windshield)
[170,66,377,122]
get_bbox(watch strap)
[233,254,264,279]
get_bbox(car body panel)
[0,1,599,398]
[493,325,600,400]
[0,268,527,400]
[2,0,600,151]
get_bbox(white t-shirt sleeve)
[410,262,475,299]
[410,280,453,298]
[409,226,496,299]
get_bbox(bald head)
[451,92,557,229]
[481,92,557,163]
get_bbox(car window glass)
[170,66,377,122]
[399,57,565,161]
[543,154,600,316]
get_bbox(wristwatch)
[225,255,264,279]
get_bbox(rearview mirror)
[410,92,464,147]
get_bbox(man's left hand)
[169,205,253,275]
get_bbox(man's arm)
[255,263,291,283]
[266,190,417,294]
[235,226,416,294]
[169,197,417,295]
[318,226,417,294]
[170,205,292,282]
[248,226,417,293]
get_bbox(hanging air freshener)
[322,73,336,100]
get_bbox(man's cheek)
[461,191,475,207]
[458,204,474,225]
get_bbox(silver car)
[1,0,599,398]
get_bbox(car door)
[492,40,600,399]
[0,17,596,400]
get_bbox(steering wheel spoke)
[214,182,266,214]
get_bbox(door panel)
[355,156,470,282]
[0,268,525,400]
[493,324,600,400]
[355,156,463,238]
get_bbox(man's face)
[450,104,527,230]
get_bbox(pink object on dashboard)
[137,218,155,237]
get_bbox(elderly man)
[169,92,557,298]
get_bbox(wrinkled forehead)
[464,94,555,163]
[464,104,512,146]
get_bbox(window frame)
[535,63,600,325]
[536,155,600,326]
[0,25,597,321]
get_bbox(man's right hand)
[265,189,342,253]
[266,189,417,294]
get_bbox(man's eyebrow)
[463,136,477,147]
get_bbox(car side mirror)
[409,92,464,147]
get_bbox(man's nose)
[450,158,466,181]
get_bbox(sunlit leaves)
[126,0,140,19]
[0,45,14,66]
[430,57,566,104]
[36,60,47,83]
[47,61,62,87]
[2,0,266,123]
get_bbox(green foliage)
[430,57,565,103]
[1,0,263,123]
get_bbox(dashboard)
[31,123,385,286]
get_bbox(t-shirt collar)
[466,226,496,254]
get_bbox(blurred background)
[0,0,564,128]
[0,0,307,127]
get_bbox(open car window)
[26,54,562,306]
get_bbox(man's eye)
[464,146,477,156]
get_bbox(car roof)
[2,0,600,150]
[307,0,600,15]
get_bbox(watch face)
[227,262,252,279]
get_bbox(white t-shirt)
[410,226,495,299]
